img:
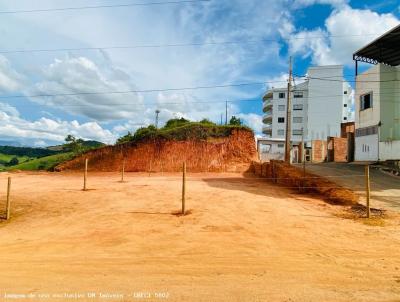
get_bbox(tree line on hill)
[116,116,246,145]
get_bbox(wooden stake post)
[5,177,11,220]
[182,162,186,215]
[83,158,88,191]
[365,165,371,218]
[121,159,125,182]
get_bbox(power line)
[0,0,209,14]
[295,74,400,83]
[4,86,400,105]
[0,33,393,54]
[0,80,286,100]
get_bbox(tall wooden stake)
[302,127,306,190]
[5,177,11,220]
[182,162,186,215]
[121,158,125,182]
[365,165,371,218]
[285,56,293,164]
[83,158,88,191]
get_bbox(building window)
[278,117,285,123]
[278,92,286,99]
[293,104,303,110]
[293,91,303,98]
[277,143,284,148]
[360,92,373,110]
[344,104,348,107]
[278,105,285,111]
[355,125,378,137]
[292,129,303,136]
[344,91,348,95]
[343,117,347,121]
[277,129,285,136]
[293,117,303,123]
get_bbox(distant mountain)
[0,140,23,147]
[0,146,60,158]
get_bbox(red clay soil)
[56,129,258,173]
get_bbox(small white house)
[353,24,400,162]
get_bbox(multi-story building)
[353,24,400,161]
[261,65,353,161]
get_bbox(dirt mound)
[56,129,257,172]
[253,161,359,205]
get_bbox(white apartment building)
[261,65,353,161]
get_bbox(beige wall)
[355,64,381,129]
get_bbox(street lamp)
[155,109,160,129]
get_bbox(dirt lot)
[0,172,399,302]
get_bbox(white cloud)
[0,102,19,117]
[284,6,400,65]
[0,109,117,144]
[237,113,263,133]
[29,55,144,121]
[293,0,348,9]
[0,55,23,92]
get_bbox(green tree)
[116,132,134,144]
[64,135,84,153]
[163,118,190,129]
[199,118,216,126]
[7,157,19,166]
[229,116,242,126]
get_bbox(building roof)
[353,24,400,66]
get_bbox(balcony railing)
[263,101,272,112]
[262,112,272,123]
[262,126,272,135]
[263,91,273,101]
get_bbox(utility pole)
[155,109,160,129]
[285,56,293,164]
[301,126,304,163]
[225,101,228,125]
[220,113,223,125]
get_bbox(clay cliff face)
[56,129,258,172]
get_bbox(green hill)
[8,153,75,171]
[0,139,106,171]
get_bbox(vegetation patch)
[0,136,105,171]
[7,152,75,171]
[116,117,252,145]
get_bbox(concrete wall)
[355,134,379,161]
[355,64,381,129]
[379,65,400,142]
[379,140,400,161]
[308,65,346,140]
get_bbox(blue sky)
[0,0,399,146]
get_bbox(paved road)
[299,163,400,212]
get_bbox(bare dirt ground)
[0,172,399,302]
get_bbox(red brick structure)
[327,137,348,162]
[341,122,355,138]
[311,140,327,163]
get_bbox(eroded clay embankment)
[56,129,258,172]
